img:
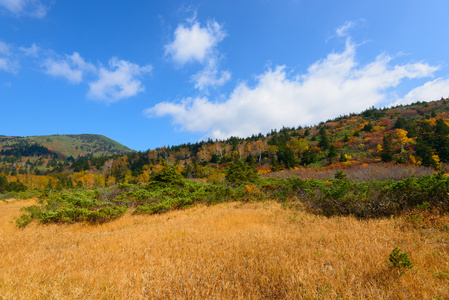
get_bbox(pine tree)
[380,133,394,162]
[318,127,330,150]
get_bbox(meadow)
[1,196,448,299]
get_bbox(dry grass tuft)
[264,163,436,182]
[1,199,448,299]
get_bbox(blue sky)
[1,0,449,151]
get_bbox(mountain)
[0,134,133,159]
[2,98,449,180]
[0,134,133,175]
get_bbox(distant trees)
[0,175,27,193]
[415,118,449,167]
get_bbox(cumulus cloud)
[145,39,440,140]
[393,78,449,106]
[88,58,152,103]
[165,17,230,91]
[191,58,231,91]
[0,39,152,101]
[165,19,225,65]
[43,52,96,84]
[41,51,151,102]
[0,0,50,18]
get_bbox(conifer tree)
[380,133,394,162]
[318,127,330,150]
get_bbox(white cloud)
[19,43,40,57]
[165,17,230,91]
[165,19,226,65]
[0,40,152,101]
[0,0,49,18]
[336,21,356,37]
[0,41,11,55]
[41,51,151,102]
[88,58,152,103]
[43,52,96,84]
[0,40,18,73]
[191,58,231,91]
[393,78,449,106]
[0,57,10,71]
[145,39,440,140]
[335,20,365,38]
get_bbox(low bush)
[388,247,413,274]
[16,189,127,227]
[16,172,449,227]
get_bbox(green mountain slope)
[0,134,133,159]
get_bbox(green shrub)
[39,206,127,224]
[388,247,413,274]
[225,159,258,184]
[150,160,184,185]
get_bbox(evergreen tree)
[303,128,310,137]
[362,122,373,132]
[278,146,298,169]
[394,117,408,129]
[151,160,183,184]
[433,119,449,161]
[339,153,348,162]
[0,175,7,193]
[415,140,434,167]
[301,148,318,165]
[225,158,258,184]
[380,133,394,162]
[328,145,338,164]
[318,127,330,150]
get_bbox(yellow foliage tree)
[396,129,414,149]
[288,138,308,154]
[409,155,422,166]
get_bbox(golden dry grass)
[0,199,448,299]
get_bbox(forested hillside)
[0,134,132,177]
[1,98,449,189]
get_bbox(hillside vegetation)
[2,98,449,190]
[0,134,132,176]
[1,99,449,299]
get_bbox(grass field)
[1,199,448,299]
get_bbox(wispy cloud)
[43,52,96,84]
[0,0,50,18]
[191,57,231,91]
[336,21,357,37]
[0,41,11,55]
[19,43,40,57]
[88,58,152,103]
[165,16,230,91]
[146,37,442,140]
[0,40,18,73]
